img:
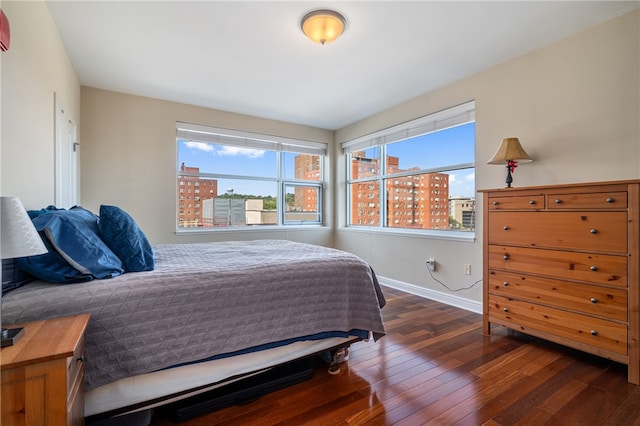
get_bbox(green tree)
[449,216,462,229]
[285,193,295,207]
[263,196,276,210]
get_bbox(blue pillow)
[26,205,65,219]
[16,236,94,284]
[99,205,154,272]
[30,207,124,280]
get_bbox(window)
[176,123,325,229]
[343,101,476,233]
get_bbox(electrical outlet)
[464,264,471,275]
[426,258,436,271]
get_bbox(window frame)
[282,182,323,225]
[176,123,326,231]
[342,101,476,236]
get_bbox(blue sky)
[178,144,296,196]
[178,122,476,198]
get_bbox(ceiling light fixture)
[301,9,346,45]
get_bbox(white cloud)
[183,141,265,159]
[216,146,265,159]
[184,141,214,152]
[449,170,476,198]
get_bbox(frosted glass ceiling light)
[301,9,346,45]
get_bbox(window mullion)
[379,144,387,228]
[382,162,475,180]
[277,151,283,226]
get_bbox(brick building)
[293,154,321,211]
[350,152,450,229]
[177,163,217,227]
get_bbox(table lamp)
[1,196,48,347]
[487,137,533,188]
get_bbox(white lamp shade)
[1,196,47,259]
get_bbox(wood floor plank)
[485,352,613,425]
[455,355,577,426]
[147,286,640,426]
[602,386,640,425]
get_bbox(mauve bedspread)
[2,240,386,391]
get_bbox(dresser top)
[478,179,640,193]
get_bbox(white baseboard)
[377,276,482,314]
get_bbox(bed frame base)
[85,339,358,425]
[167,356,315,422]
[170,343,352,421]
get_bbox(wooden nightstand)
[1,314,90,426]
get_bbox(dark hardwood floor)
[150,286,640,425]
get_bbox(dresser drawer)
[64,333,85,426]
[488,245,628,287]
[488,211,627,253]
[66,334,84,389]
[488,270,628,321]
[488,295,627,355]
[547,191,627,209]
[488,195,544,210]
[68,362,85,426]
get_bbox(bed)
[2,235,386,421]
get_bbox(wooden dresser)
[1,314,90,425]
[480,180,639,384]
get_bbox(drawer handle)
[590,266,598,272]
[555,199,562,204]
[76,355,86,363]
[591,330,598,336]
[529,200,536,205]
[503,254,510,260]
[590,297,598,304]
[590,228,598,234]
[492,201,499,206]
[606,197,614,203]
[503,282,509,287]
[503,308,509,313]
[503,226,510,231]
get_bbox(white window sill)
[176,224,328,236]
[339,225,476,242]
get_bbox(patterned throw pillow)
[99,205,154,272]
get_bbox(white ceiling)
[46,1,638,130]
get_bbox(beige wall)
[0,1,80,209]
[80,87,334,246]
[0,1,3,209]
[334,9,639,305]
